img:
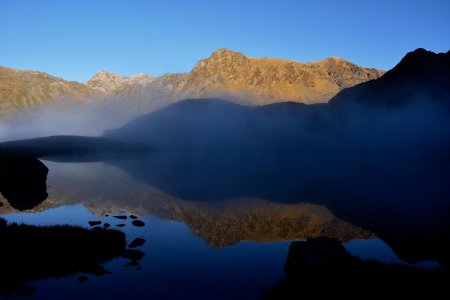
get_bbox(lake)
[0,158,444,299]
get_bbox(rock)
[121,249,144,260]
[0,218,6,228]
[263,237,450,299]
[114,215,127,220]
[103,223,111,229]
[13,283,36,297]
[129,215,138,219]
[88,221,101,227]
[124,260,140,268]
[132,220,145,227]
[0,157,48,211]
[81,265,112,276]
[128,238,146,248]
[285,237,356,272]
[116,224,125,227]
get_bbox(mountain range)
[0,49,384,115]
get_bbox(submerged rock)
[128,238,146,248]
[121,249,144,260]
[131,220,145,227]
[124,260,140,268]
[81,265,112,276]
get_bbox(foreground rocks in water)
[263,237,450,299]
[0,218,126,297]
[131,220,145,227]
[0,156,48,211]
[128,237,146,248]
[81,265,112,276]
[124,260,140,268]
[77,276,88,283]
[121,249,145,260]
[88,221,102,226]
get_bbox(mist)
[0,87,178,142]
[1,93,450,267]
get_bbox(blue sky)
[0,0,449,82]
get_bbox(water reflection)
[4,205,440,300]
[0,126,449,298]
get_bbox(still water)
[0,160,440,299]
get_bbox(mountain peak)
[210,48,246,58]
[399,48,437,64]
[324,56,345,61]
[87,70,126,92]
[89,70,123,80]
[389,48,449,80]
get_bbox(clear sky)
[0,0,449,82]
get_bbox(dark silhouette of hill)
[330,48,450,106]
[263,237,450,299]
[0,136,150,162]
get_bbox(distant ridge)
[0,49,384,115]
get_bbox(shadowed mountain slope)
[330,48,450,106]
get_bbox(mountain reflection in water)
[0,136,449,298]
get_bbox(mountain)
[330,48,450,106]
[0,66,99,115]
[150,49,384,105]
[87,70,156,93]
[0,49,384,115]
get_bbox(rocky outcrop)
[0,156,48,210]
